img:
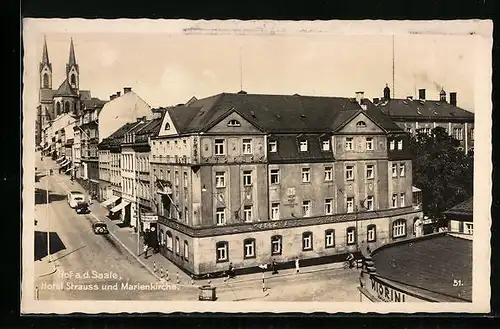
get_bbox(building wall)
[157,223,195,274]
[98,91,152,143]
[158,210,421,276]
[448,219,473,235]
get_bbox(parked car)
[67,191,85,208]
[92,222,109,235]
[75,201,90,214]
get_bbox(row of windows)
[122,177,134,195]
[214,219,408,262]
[153,168,189,187]
[160,231,190,261]
[122,154,134,171]
[214,192,406,223]
[136,156,150,173]
[152,139,189,154]
[137,181,150,200]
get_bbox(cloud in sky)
[24,21,481,112]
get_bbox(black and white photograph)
[22,19,492,314]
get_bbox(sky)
[24,20,488,112]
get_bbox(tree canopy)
[409,127,473,223]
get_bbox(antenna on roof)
[239,46,243,92]
[392,34,395,99]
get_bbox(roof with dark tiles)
[443,197,473,220]
[99,122,141,149]
[268,134,334,163]
[373,98,474,121]
[82,97,107,110]
[54,79,77,97]
[40,89,56,102]
[167,92,404,134]
[372,233,472,302]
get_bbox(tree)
[409,127,473,224]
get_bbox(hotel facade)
[149,92,423,278]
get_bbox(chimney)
[450,92,457,106]
[123,87,132,94]
[355,91,364,105]
[110,94,116,101]
[439,88,447,102]
[373,97,380,104]
[418,89,426,100]
[116,91,121,97]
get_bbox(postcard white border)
[22,19,492,314]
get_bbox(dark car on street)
[92,222,109,235]
[75,201,90,214]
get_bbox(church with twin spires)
[36,36,102,148]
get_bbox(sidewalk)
[46,161,194,286]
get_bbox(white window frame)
[324,198,333,215]
[392,163,398,178]
[244,239,255,258]
[271,236,282,255]
[345,137,353,150]
[242,139,253,154]
[302,200,311,217]
[216,208,226,225]
[243,170,252,186]
[166,233,173,250]
[346,197,354,213]
[322,140,330,151]
[400,193,406,207]
[216,243,228,262]
[183,241,189,259]
[397,139,403,150]
[215,172,226,188]
[347,228,356,244]
[464,223,473,234]
[183,172,188,187]
[243,205,253,223]
[269,140,277,152]
[301,168,311,183]
[399,163,405,177]
[391,194,398,208]
[366,196,374,211]
[214,139,225,155]
[270,203,280,220]
[324,166,333,181]
[302,232,313,250]
[270,169,280,184]
[389,140,395,150]
[366,164,374,179]
[392,219,406,238]
[366,137,374,150]
[346,165,354,181]
[367,225,376,242]
[299,140,308,152]
[175,237,180,255]
[325,230,335,248]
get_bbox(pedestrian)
[143,243,149,258]
[271,259,279,275]
[346,252,355,269]
[228,262,235,279]
[262,271,266,292]
[295,256,300,273]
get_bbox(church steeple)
[66,37,79,91]
[39,35,52,89]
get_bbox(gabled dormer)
[205,110,263,134]
[157,109,179,137]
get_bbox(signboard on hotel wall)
[141,213,158,222]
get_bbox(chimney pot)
[418,89,426,100]
[124,87,132,94]
[449,92,457,106]
[110,94,116,101]
[116,91,121,97]
[372,97,380,103]
[355,91,364,105]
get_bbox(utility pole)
[45,158,51,263]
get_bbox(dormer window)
[165,123,171,130]
[299,140,308,152]
[356,121,367,128]
[269,140,277,152]
[322,140,330,151]
[227,119,241,127]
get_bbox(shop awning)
[110,201,130,213]
[64,167,74,173]
[60,159,70,167]
[43,144,51,151]
[412,186,422,193]
[56,156,65,162]
[101,195,119,207]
